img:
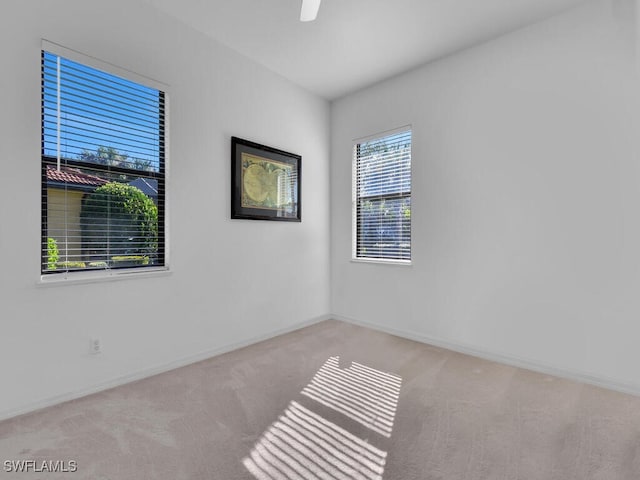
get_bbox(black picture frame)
[231,136,301,222]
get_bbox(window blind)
[41,49,165,274]
[353,128,411,261]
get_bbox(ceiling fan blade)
[300,0,321,22]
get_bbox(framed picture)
[231,136,301,222]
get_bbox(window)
[353,128,411,262]
[41,43,166,276]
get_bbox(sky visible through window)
[42,51,161,173]
[357,130,411,198]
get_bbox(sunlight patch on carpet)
[243,401,387,480]
[301,356,402,437]
[243,356,403,479]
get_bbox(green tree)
[79,146,129,168]
[47,237,59,270]
[81,182,158,263]
[78,146,154,172]
[132,158,154,171]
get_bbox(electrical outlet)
[89,337,101,355]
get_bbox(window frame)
[39,40,170,284]
[352,126,412,265]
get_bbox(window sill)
[37,266,171,287]
[351,258,412,266]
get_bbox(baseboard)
[333,314,640,398]
[0,314,332,422]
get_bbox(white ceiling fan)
[300,0,321,22]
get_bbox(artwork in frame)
[231,136,301,222]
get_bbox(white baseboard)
[333,314,640,398]
[0,314,331,422]
[6,313,637,422]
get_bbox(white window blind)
[41,47,166,274]
[353,128,411,262]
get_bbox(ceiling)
[143,0,588,100]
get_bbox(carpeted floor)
[1,319,640,479]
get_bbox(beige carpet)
[1,319,640,479]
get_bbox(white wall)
[0,0,330,419]
[331,0,640,392]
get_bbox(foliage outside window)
[353,128,411,262]
[41,44,166,275]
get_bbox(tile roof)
[46,165,109,187]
